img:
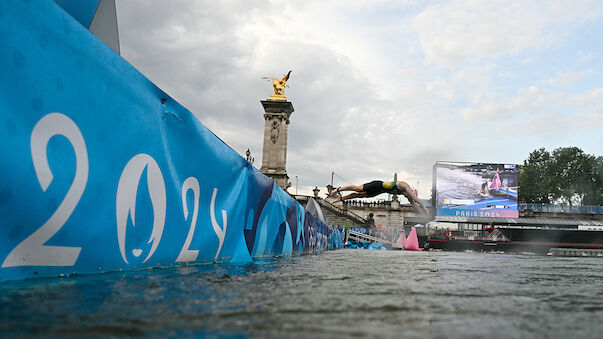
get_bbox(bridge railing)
[344,199,390,208]
[317,199,367,225]
[347,229,403,249]
[519,203,603,215]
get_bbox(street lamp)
[245,149,254,164]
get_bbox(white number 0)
[115,154,166,264]
[2,113,88,267]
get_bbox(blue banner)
[0,0,342,282]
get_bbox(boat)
[425,223,603,255]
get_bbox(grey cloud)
[115,1,603,199]
[116,1,394,191]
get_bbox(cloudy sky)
[116,0,603,199]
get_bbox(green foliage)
[519,148,553,203]
[519,147,602,205]
[594,156,603,204]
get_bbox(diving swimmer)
[328,179,431,221]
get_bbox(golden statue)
[262,70,291,101]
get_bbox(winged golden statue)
[262,70,291,101]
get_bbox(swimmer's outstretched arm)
[411,199,431,222]
[400,182,431,222]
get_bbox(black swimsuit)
[362,181,406,197]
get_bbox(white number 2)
[176,177,200,262]
[2,113,88,267]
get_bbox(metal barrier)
[519,203,603,215]
[347,230,403,249]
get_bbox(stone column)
[260,99,294,190]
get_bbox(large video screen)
[434,162,519,218]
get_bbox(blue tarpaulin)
[0,0,342,282]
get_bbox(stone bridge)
[293,195,430,230]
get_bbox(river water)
[2,250,603,338]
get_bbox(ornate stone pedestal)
[260,99,294,190]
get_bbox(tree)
[589,156,603,205]
[519,148,553,203]
[519,147,602,205]
[549,147,595,205]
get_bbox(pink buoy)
[404,227,420,251]
[396,231,406,249]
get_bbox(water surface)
[1,250,602,338]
